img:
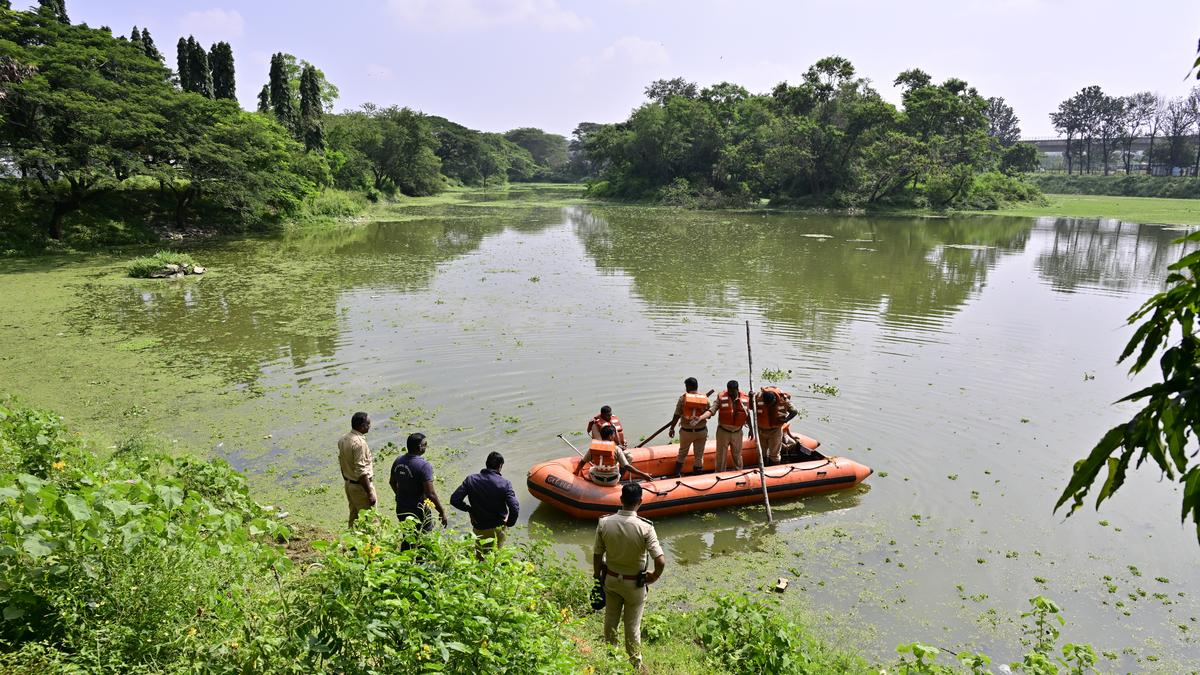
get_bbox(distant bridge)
[1020,136,1154,153]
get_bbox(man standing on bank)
[593,483,666,671]
[668,377,710,477]
[450,451,520,552]
[389,432,449,531]
[694,380,751,472]
[338,411,376,527]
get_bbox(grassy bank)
[1027,174,1200,199]
[975,194,1200,226]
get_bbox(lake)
[1,191,1196,668]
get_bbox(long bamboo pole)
[746,320,773,523]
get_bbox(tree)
[1056,229,1200,545]
[803,55,855,102]
[37,0,67,24]
[999,143,1039,175]
[1160,97,1195,172]
[644,77,697,104]
[139,28,161,62]
[184,37,211,99]
[209,41,235,101]
[503,127,568,175]
[268,52,296,133]
[984,97,1021,147]
[1050,97,1083,174]
[175,37,192,92]
[325,104,442,196]
[1095,93,1126,175]
[256,84,270,114]
[1122,92,1157,174]
[0,1,11,11]
[299,63,323,151]
[260,53,338,114]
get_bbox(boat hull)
[527,437,871,519]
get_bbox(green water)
[1,192,1197,668]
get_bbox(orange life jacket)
[589,439,617,466]
[682,393,709,419]
[716,391,749,428]
[588,414,623,439]
[756,386,791,429]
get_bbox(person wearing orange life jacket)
[577,424,653,483]
[667,377,710,477]
[780,421,820,458]
[755,387,799,465]
[694,380,750,472]
[587,405,626,447]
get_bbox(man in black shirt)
[389,432,448,532]
[450,451,519,553]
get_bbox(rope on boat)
[639,457,834,497]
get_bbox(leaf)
[3,606,25,621]
[62,494,92,521]
[1056,426,1123,513]
[21,535,51,558]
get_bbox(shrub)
[299,189,369,219]
[963,172,1044,210]
[126,250,199,278]
[1028,174,1200,199]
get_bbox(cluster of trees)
[1050,86,1200,176]
[582,60,1041,208]
[0,2,575,245]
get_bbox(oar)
[747,320,773,524]
[557,433,585,458]
[635,388,716,448]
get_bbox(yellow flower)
[187,627,197,638]
[228,641,239,650]
[51,460,66,471]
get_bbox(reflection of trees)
[573,207,1033,342]
[69,220,518,386]
[1034,218,1197,294]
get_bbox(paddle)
[636,388,716,448]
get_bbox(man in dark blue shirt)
[450,451,520,552]
[389,432,448,533]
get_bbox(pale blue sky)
[46,1,1200,137]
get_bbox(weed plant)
[125,250,198,278]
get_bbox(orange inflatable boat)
[527,435,872,519]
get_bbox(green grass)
[979,194,1200,226]
[125,250,198,278]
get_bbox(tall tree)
[37,0,67,24]
[644,77,698,104]
[1050,97,1083,174]
[984,97,1021,147]
[209,41,236,101]
[140,28,161,63]
[176,37,192,92]
[1121,92,1157,174]
[1095,93,1126,175]
[268,52,296,133]
[299,63,323,151]
[129,25,141,47]
[256,84,270,114]
[0,1,11,11]
[185,37,212,98]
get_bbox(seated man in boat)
[576,425,653,483]
[780,422,822,460]
[587,405,627,446]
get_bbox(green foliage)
[503,127,570,179]
[962,172,1045,210]
[325,104,443,196]
[0,398,290,670]
[276,515,580,673]
[209,41,235,101]
[1028,174,1200,199]
[1058,229,1200,544]
[1000,143,1039,176]
[125,249,198,277]
[298,188,369,220]
[695,594,868,674]
[299,64,324,151]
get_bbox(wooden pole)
[746,320,773,523]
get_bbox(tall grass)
[126,250,198,278]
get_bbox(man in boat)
[667,377,709,477]
[587,405,626,446]
[694,380,750,472]
[337,411,376,527]
[577,425,653,482]
[593,482,666,671]
[780,422,821,459]
[389,432,449,532]
[755,387,799,465]
[450,451,519,554]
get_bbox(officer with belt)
[667,377,710,477]
[337,411,376,527]
[694,380,751,472]
[756,388,799,465]
[593,482,666,671]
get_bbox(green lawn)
[983,194,1200,226]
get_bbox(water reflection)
[1033,217,1196,294]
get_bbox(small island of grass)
[126,250,206,279]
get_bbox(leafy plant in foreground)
[1056,230,1200,544]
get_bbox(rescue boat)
[527,435,872,519]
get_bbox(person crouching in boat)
[693,380,750,472]
[577,424,653,484]
[587,405,626,446]
[755,387,799,466]
[780,422,821,460]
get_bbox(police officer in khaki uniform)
[667,377,709,477]
[694,380,751,472]
[593,483,666,670]
[337,411,376,527]
[756,388,799,465]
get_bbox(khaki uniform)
[758,396,799,463]
[338,430,375,527]
[594,510,664,667]
[708,397,747,472]
[674,394,707,471]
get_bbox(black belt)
[604,567,645,581]
[681,427,706,433]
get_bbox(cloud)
[386,0,590,32]
[179,8,245,42]
[577,36,670,75]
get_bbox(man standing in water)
[338,411,376,527]
[389,432,449,532]
[667,377,709,477]
[593,482,666,671]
